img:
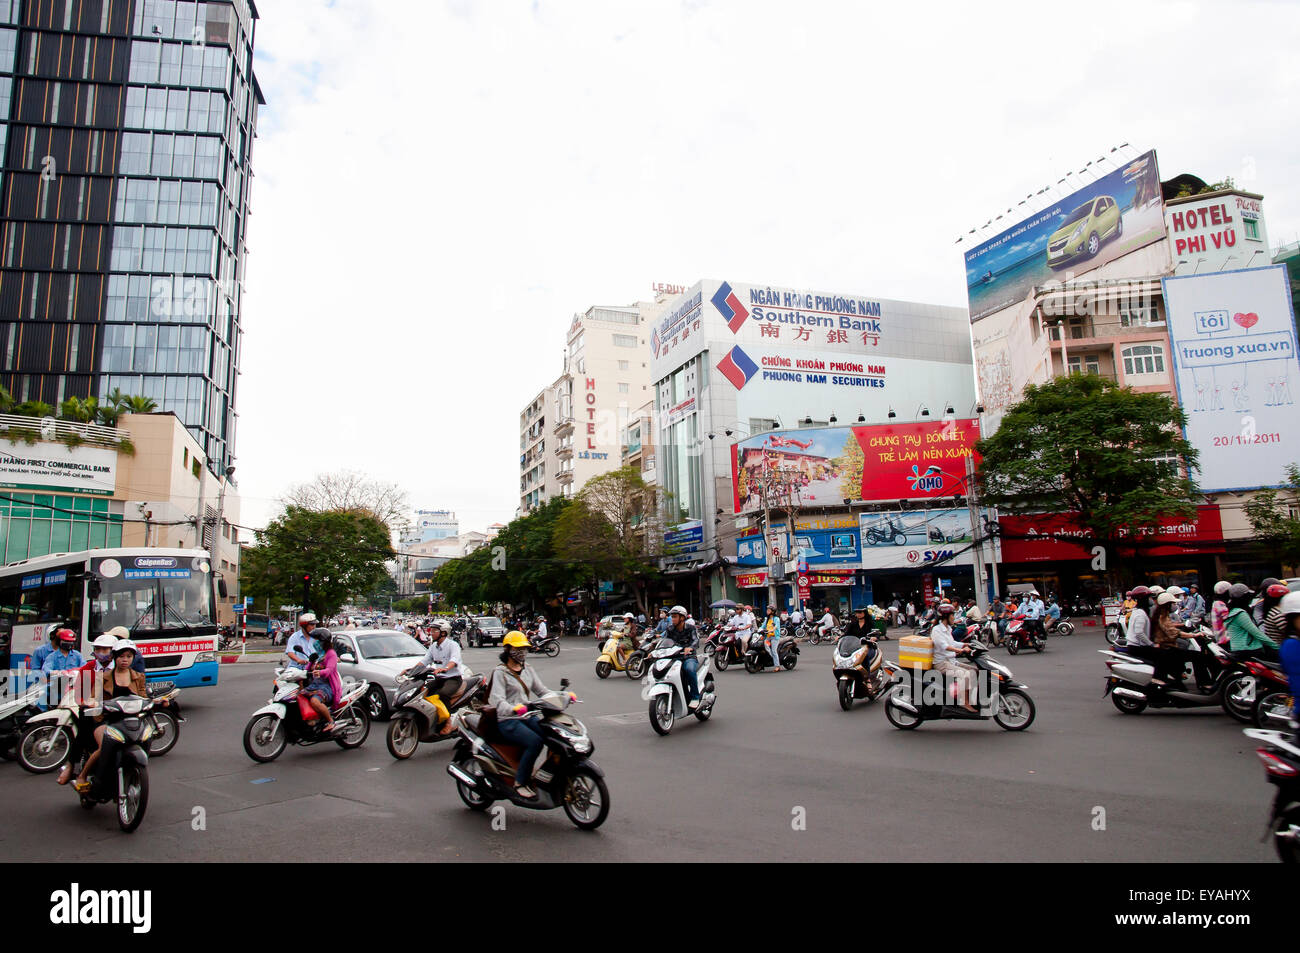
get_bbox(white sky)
[235,0,1300,538]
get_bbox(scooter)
[1249,660,1294,729]
[72,693,157,833]
[0,682,44,761]
[641,640,717,735]
[863,518,907,546]
[18,682,85,774]
[1098,636,1246,718]
[528,633,561,657]
[1004,615,1044,654]
[832,635,901,710]
[1242,727,1300,863]
[884,639,1036,731]
[595,632,643,679]
[1045,616,1075,637]
[711,626,750,672]
[446,678,609,830]
[744,634,800,672]
[385,664,485,760]
[242,667,372,762]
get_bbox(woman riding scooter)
[488,632,560,801]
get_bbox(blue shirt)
[285,630,315,668]
[41,649,84,673]
[31,644,56,671]
[1022,599,1044,620]
[1047,603,1061,620]
[1280,636,1300,702]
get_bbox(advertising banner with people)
[731,420,981,514]
[964,149,1166,322]
[856,508,995,570]
[1161,265,1300,492]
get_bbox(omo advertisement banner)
[0,439,116,496]
[1161,265,1300,492]
[856,508,991,570]
[964,150,1165,322]
[731,420,981,514]
[998,506,1225,562]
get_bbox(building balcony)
[556,467,575,484]
[554,416,575,437]
[556,442,574,459]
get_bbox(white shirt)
[930,621,960,662]
[420,637,464,678]
[736,611,755,634]
[537,620,547,640]
[790,610,803,625]
[819,612,835,631]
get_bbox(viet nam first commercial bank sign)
[0,439,116,496]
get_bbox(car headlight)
[1070,223,1085,241]
[195,652,215,663]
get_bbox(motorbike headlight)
[140,721,156,743]
[104,726,126,744]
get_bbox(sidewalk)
[218,634,285,664]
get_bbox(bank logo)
[716,345,759,391]
[711,281,749,335]
[651,327,660,358]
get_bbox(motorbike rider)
[816,606,837,642]
[663,606,703,705]
[533,615,548,647]
[1262,583,1293,643]
[655,607,670,635]
[1021,590,1045,641]
[403,620,463,735]
[30,627,65,675]
[1124,586,1155,652]
[1254,578,1283,625]
[64,638,146,792]
[285,612,318,670]
[843,606,874,642]
[1210,580,1232,641]
[301,629,342,734]
[1183,584,1207,622]
[733,604,754,653]
[930,603,977,712]
[1276,592,1300,731]
[1225,583,1279,662]
[488,632,561,801]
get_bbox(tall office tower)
[0,0,262,474]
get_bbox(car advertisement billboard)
[856,508,994,570]
[730,419,981,514]
[1161,265,1300,491]
[964,150,1166,323]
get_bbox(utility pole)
[966,454,989,613]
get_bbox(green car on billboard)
[1046,195,1123,270]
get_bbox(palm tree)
[13,400,53,418]
[59,396,99,423]
[124,395,158,414]
[0,384,12,414]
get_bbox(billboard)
[964,150,1165,322]
[856,508,993,571]
[1166,192,1270,274]
[0,439,116,496]
[1161,265,1300,491]
[969,298,1052,432]
[998,506,1224,562]
[730,420,981,514]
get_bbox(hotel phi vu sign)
[0,439,116,496]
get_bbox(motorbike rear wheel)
[626,653,646,679]
[562,765,610,830]
[1105,624,1123,645]
[694,678,715,721]
[837,680,854,711]
[1033,639,1045,653]
[1111,692,1147,715]
[334,707,371,748]
[1221,673,1258,724]
[1273,804,1300,864]
[18,724,72,773]
[782,653,798,671]
[386,715,419,760]
[1056,621,1075,636]
[455,758,492,811]
[884,686,922,730]
[243,713,287,763]
[595,661,611,679]
[544,641,560,658]
[118,763,149,833]
[146,710,180,757]
[649,695,674,735]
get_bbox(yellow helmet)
[503,631,530,649]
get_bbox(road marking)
[596,712,646,725]
[250,778,276,784]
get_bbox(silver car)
[332,629,471,721]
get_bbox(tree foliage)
[1245,463,1300,568]
[282,471,410,533]
[239,505,394,618]
[976,375,1199,541]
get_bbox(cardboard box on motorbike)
[898,635,933,671]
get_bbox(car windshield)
[477,617,502,629]
[356,633,426,660]
[1060,201,1094,227]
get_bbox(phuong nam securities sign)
[0,439,116,496]
[1161,265,1300,492]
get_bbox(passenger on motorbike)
[1211,580,1232,641]
[1277,593,1300,730]
[302,630,342,733]
[931,603,977,712]
[1021,591,1045,641]
[285,612,318,670]
[1225,583,1279,662]
[489,632,561,800]
[1254,578,1283,625]
[1259,583,1291,643]
[733,604,754,652]
[63,639,146,791]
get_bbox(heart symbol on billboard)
[1233,312,1259,330]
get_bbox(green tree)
[1245,463,1300,570]
[553,467,661,613]
[122,395,158,414]
[59,395,99,423]
[239,505,394,618]
[976,374,1199,542]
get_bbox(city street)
[0,629,1274,862]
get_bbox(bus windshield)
[91,566,215,634]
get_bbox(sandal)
[72,779,92,794]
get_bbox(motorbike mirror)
[338,652,356,664]
[560,677,570,690]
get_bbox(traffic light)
[302,573,312,610]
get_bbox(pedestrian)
[763,606,782,673]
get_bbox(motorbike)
[1003,615,1044,654]
[1045,616,1075,637]
[72,693,157,833]
[884,639,1035,731]
[832,635,901,710]
[0,681,45,761]
[1249,660,1294,729]
[641,640,717,735]
[386,664,485,759]
[711,626,751,672]
[806,623,842,646]
[446,678,609,830]
[595,631,644,679]
[1242,727,1300,863]
[242,667,372,762]
[863,518,907,546]
[142,685,182,757]
[744,633,800,672]
[1098,635,1251,719]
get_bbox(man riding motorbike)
[285,612,319,670]
[931,603,977,712]
[402,620,464,735]
[663,606,702,705]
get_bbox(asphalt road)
[0,629,1277,862]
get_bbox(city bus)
[0,548,227,689]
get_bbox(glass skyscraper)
[0,0,261,475]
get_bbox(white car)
[332,629,470,721]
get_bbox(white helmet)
[91,634,118,649]
[1279,592,1300,616]
[669,605,687,617]
[112,638,137,656]
[1156,592,1178,606]
[1147,585,1165,595]
[298,612,317,624]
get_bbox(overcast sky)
[235,0,1300,538]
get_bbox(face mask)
[94,651,112,664]
[508,648,527,664]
